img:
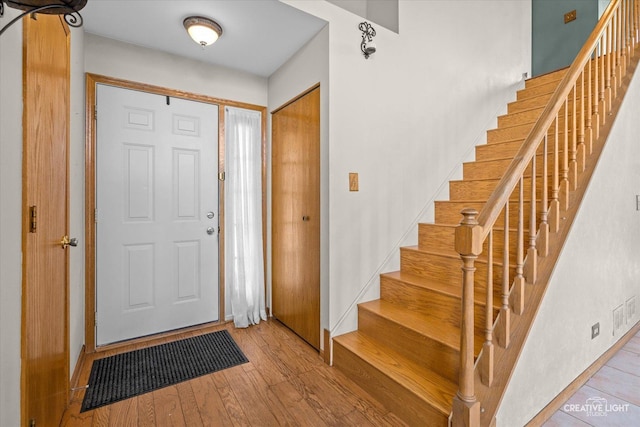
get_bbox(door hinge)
[29,419,36,427]
[94,106,97,120]
[29,206,37,233]
[94,208,98,223]
[218,172,225,181]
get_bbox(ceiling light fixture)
[183,16,223,48]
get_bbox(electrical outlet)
[591,322,600,339]
[627,296,637,322]
[613,305,624,335]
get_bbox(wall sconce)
[183,16,223,48]
[0,0,85,37]
[359,21,376,59]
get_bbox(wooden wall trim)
[84,73,267,352]
[271,82,321,115]
[323,328,331,365]
[68,345,86,400]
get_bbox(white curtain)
[225,107,267,328]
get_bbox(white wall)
[85,33,268,107]
[497,60,640,426]
[284,0,532,337]
[268,25,330,340]
[0,9,23,427]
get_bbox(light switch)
[349,173,359,191]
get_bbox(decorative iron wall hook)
[359,21,376,59]
[0,0,86,37]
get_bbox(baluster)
[480,230,494,387]
[626,0,631,68]
[612,8,617,94]
[633,0,636,48]
[605,22,612,114]
[510,177,525,315]
[539,134,550,257]
[560,97,570,211]
[496,201,511,348]
[525,153,537,283]
[600,36,606,127]
[616,6,621,93]
[593,42,601,141]
[622,0,628,74]
[586,52,594,154]
[632,0,640,47]
[569,80,578,191]
[549,113,560,233]
[632,0,637,51]
[453,209,481,427]
[578,69,586,174]
[626,0,635,54]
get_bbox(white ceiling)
[80,0,327,78]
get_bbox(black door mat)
[81,329,248,412]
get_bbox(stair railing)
[452,0,639,425]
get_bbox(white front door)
[96,84,219,345]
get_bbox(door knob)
[60,235,78,249]
[207,227,215,235]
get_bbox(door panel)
[272,86,320,349]
[96,85,219,345]
[22,14,70,427]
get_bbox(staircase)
[332,1,640,426]
[332,61,566,427]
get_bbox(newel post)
[452,209,482,427]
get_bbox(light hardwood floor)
[542,330,640,426]
[60,319,408,426]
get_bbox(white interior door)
[96,84,219,345]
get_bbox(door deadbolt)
[207,211,215,219]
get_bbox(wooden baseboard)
[527,320,640,426]
[323,329,331,365]
[68,345,86,400]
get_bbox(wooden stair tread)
[382,270,496,307]
[333,330,457,414]
[524,68,567,88]
[420,222,532,232]
[359,300,467,351]
[402,245,507,267]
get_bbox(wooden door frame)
[84,74,267,353]
[21,14,70,426]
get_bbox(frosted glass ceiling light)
[184,16,223,48]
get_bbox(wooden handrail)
[476,0,622,239]
[452,1,638,425]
